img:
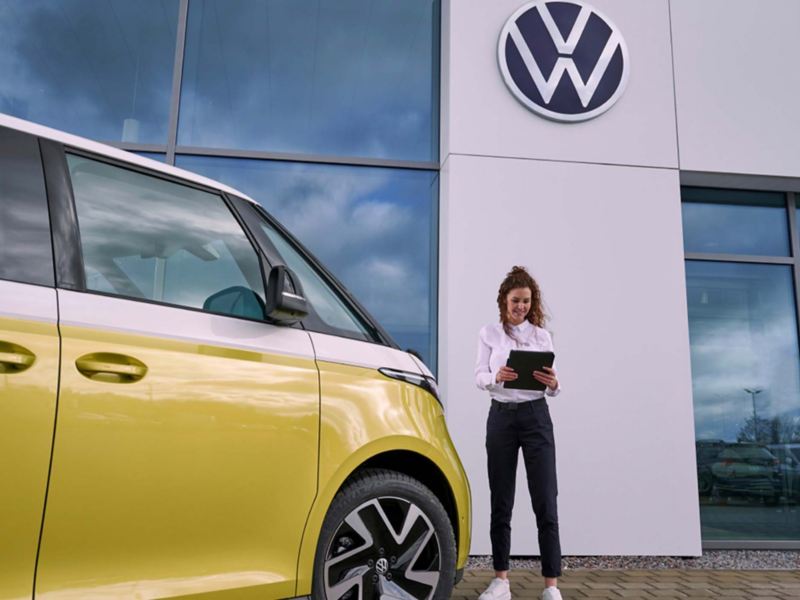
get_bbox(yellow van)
[0,114,470,600]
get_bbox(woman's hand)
[533,366,558,390]
[495,366,518,383]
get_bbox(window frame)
[42,141,271,324]
[173,0,441,164]
[681,179,800,551]
[682,186,792,259]
[682,186,800,344]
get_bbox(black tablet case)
[503,350,555,391]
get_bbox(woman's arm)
[537,329,561,396]
[536,365,560,396]
[475,328,501,391]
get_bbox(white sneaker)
[478,577,511,600]
[541,586,562,600]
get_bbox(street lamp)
[744,388,763,441]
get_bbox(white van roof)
[0,113,258,205]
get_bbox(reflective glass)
[179,0,439,161]
[68,154,265,319]
[0,0,179,144]
[177,155,438,368]
[686,260,800,540]
[682,188,789,256]
[0,128,53,286]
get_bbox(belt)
[491,399,537,410]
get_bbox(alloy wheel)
[323,496,441,600]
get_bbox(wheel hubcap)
[323,497,441,600]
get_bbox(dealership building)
[2,0,798,555]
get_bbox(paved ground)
[454,569,800,599]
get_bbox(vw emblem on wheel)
[375,557,389,575]
[498,0,629,122]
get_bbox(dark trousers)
[486,399,562,577]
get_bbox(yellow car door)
[35,151,319,599]
[0,128,59,600]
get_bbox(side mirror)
[203,286,266,320]
[265,265,308,324]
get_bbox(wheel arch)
[295,445,464,597]
[355,450,460,553]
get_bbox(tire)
[312,468,457,600]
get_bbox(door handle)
[0,341,36,374]
[75,352,148,383]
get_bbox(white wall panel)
[441,0,678,169]
[672,0,800,177]
[439,154,701,555]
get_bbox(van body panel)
[0,114,471,600]
[0,282,59,600]
[36,291,319,599]
[294,350,471,595]
[309,328,420,373]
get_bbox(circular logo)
[498,0,630,122]
[375,557,389,574]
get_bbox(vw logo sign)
[498,1,629,122]
[375,557,389,574]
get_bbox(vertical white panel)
[442,0,678,168]
[440,154,701,555]
[672,0,800,177]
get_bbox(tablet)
[504,350,555,391]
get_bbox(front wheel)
[312,468,456,600]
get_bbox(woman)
[475,266,562,600]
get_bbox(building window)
[178,0,440,162]
[683,186,800,543]
[0,0,179,144]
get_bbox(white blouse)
[475,320,561,403]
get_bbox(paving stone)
[453,568,800,600]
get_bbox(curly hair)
[496,265,546,337]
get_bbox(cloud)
[177,0,438,160]
[0,0,177,143]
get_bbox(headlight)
[378,367,441,406]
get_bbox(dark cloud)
[178,0,438,161]
[0,0,178,143]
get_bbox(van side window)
[0,127,54,286]
[257,218,371,339]
[67,154,265,320]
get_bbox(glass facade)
[684,188,800,542]
[0,0,179,144]
[682,188,790,257]
[179,0,439,161]
[0,0,441,371]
